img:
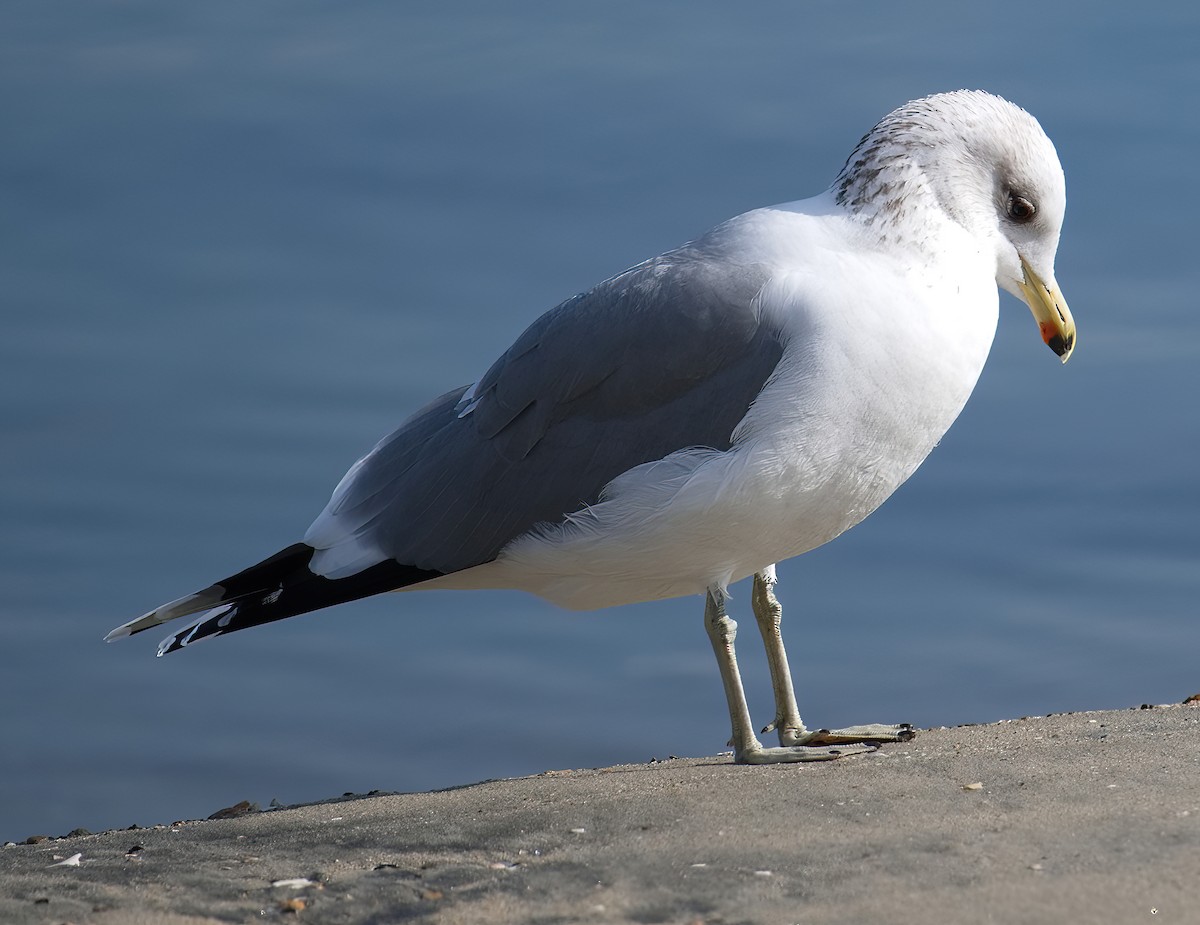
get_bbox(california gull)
[107,90,1076,764]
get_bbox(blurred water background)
[3,2,1198,841]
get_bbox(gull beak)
[1018,255,1076,364]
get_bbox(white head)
[834,90,1076,361]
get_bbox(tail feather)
[106,543,443,655]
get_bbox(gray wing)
[305,239,785,575]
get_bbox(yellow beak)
[1018,255,1076,364]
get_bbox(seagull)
[107,90,1076,764]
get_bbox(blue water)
[3,2,1198,842]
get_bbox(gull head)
[834,90,1076,363]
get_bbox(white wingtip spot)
[156,604,236,656]
[104,624,133,643]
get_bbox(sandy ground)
[3,703,1199,924]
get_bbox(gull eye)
[1007,194,1037,223]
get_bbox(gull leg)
[750,567,915,749]
[750,567,808,743]
[703,587,763,757]
[704,587,876,764]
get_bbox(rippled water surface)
[3,2,1198,840]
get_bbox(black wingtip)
[150,547,445,654]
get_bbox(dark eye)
[1007,194,1037,223]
